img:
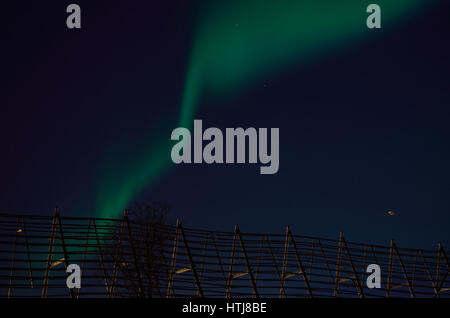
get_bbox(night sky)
[2,1,450,249]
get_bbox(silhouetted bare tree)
[107,202,172,297]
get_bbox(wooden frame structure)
[0,212,448,298]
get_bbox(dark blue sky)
[1,1,450,249]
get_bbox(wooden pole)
[287,227,313,298]
[225,225,238,298]
[178,220,204,298]
[41,209,58,298]
[341,234,365,298]
[166,219,180,298]
[124,210,144,297]
[235,225,259,298]
[333,232,344,297]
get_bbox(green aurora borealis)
[96,0,429,218]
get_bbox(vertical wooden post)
[166,219,180,298]
[341,234,365,298]
[279,226,289,298]
[436,242,442,296]
[93,219,110,296]
[386,239,394,297]
[392,241,415,298]
[333,232,344,297]
[235,225,259,298]
[280,227,313,298]
[436,243,449,295]
[287,227,313,298]
[55,208,75,298]
[124,210,144,297]
[225,226,238,298]
[41,209,58,298]
[178,220,204,298]
[418,250,438,297]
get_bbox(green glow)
[97,0,429,218]
[96,140,171,219]
[179,0,428,122]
